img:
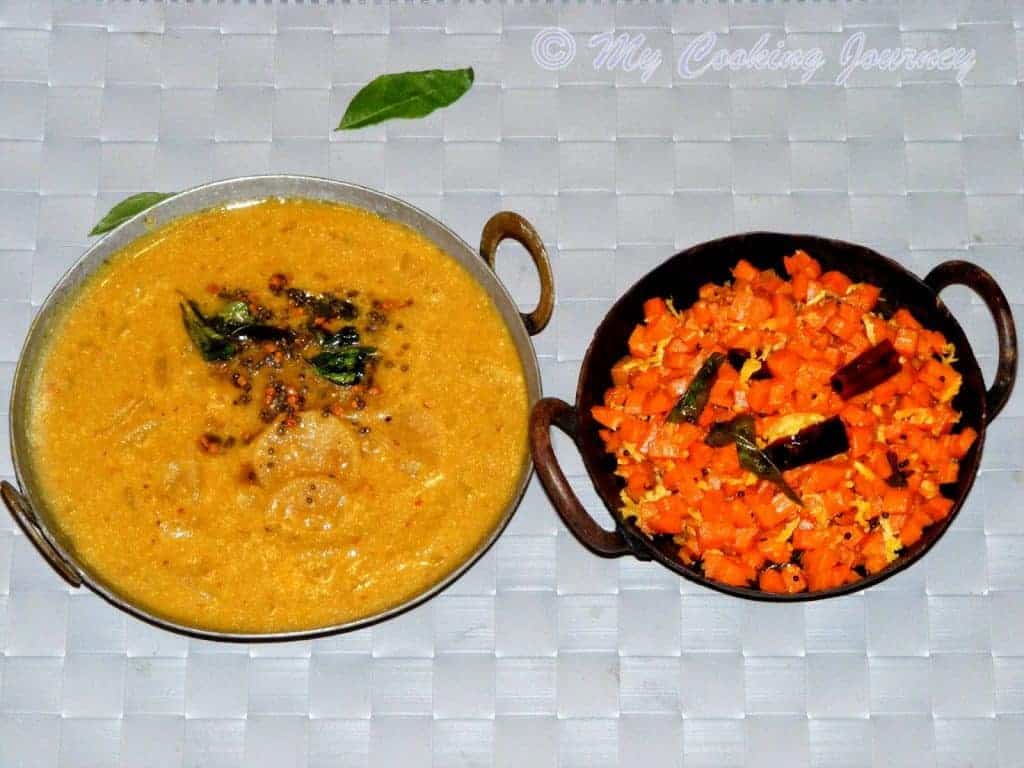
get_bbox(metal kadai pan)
[4,175,554,641]
[531,232,1017,601]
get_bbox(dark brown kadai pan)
[531,232,1017,601]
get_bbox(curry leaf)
[705,419,738,447]
[667,352,725,424]
[89,192,176,236]
[180,301,237,362]
[309,347,376,386]
[336,68,474,130]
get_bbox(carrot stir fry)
[592,251,976,593]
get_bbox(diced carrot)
[591,406,623,430]
[804,462,847,493]
[605,386,628,408]
[628,325,653,357]
[624,463,655,498]
[791,272,810,301]
[952,427,977,458]
[643,297,668,321]
[664,351,690,369]
[767,381,790,410]
[802,547,855,590]
[892,308,922,331]
[772,293,797,329]
[893,326,919,356]
[862,314,889,344]
[859,531,890,574]
[648,496,687,534]
[766,348,802,379]
[936,459,960,484]
[759,564,807,593]
[748,295,774,324]
[918,358,958,394]
[647,511,682,534]
[898,510,931,547]
[882,487,911,515]
[690,302,713,326]
[866,448,893,480]
[702,551,757,587]
[729,327,761,350]
[611,362,631,386]
[619,416,652,445]
[847,426,874,458]
[845,283,880,312]
[746,379,772,413]
[837,298,862,325]
[820,270,853,295]
[732,259,759,282]
[758,567,787,593]
[753,500,793,530]
[780,564,808,592]
[922,496,954,522]
[647,435,683,459]
[792,528,832,550]
[630,368,662,393]
[698,519,734,551]
[826,313,858,341]
[783,250,822,279]
[642,388,675,415]
[841,404,876,427]
[915,329,942,356]
[646,312,679,342]
[623,388,646,415]
[708,377,735,408]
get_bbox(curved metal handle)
[1,481,82,588]
[925,260,1018,424]
[529,397,633,558]
[480,211,554,336]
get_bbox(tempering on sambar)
[28,199,529,632]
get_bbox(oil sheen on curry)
[28,199,529,632]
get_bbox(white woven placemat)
[1,1,1022,766]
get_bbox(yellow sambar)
[27,198,529,633]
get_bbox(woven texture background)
[1,1,1023,766]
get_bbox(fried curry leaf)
[667,352,725,424]
[704,414,802,505]
[705,419,738,447]
[180,301,237,362]
[308,347,376,386]
[336,68,475,130]
[89,191,176,236]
